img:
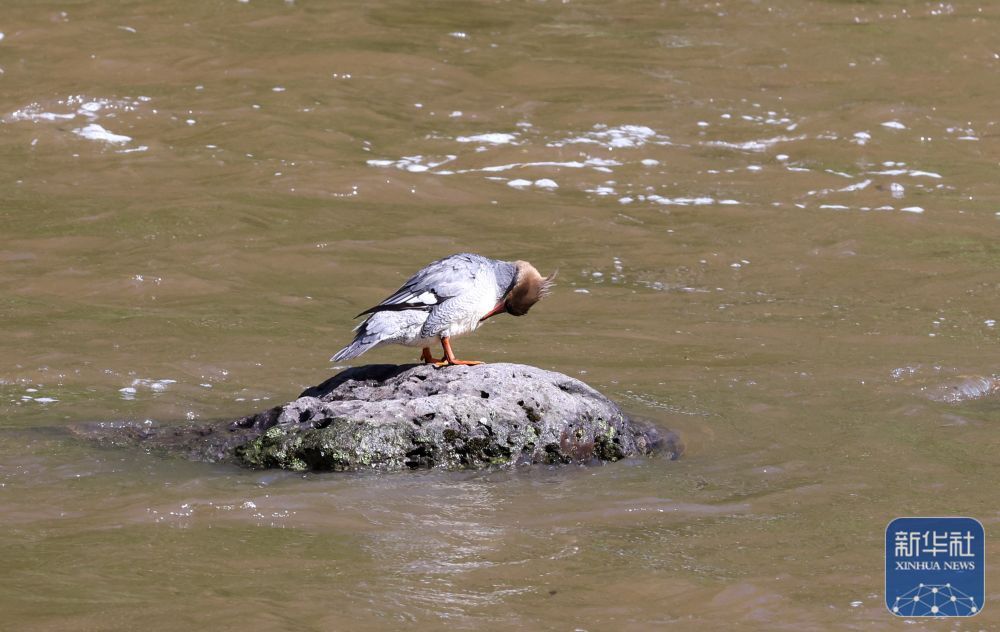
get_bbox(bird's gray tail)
[330,320,379,362]
[330,338,377,362]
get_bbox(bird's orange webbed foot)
[432,337,486,368]
[433,359,484,367]
[420,347,442,364]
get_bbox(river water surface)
[2,1,999,629]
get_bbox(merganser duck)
[331,253,554,366]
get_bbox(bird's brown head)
[505,261,556,316]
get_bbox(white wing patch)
[413,291,438,305]
[391,290,439,306]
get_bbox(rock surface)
[72,363,678,471]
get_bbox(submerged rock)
[922,375,999,403]
[890,365,1000,403]
[72,363,677,472]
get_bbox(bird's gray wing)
[355,253,489,317]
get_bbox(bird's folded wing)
[355,254,486,317]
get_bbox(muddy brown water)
[2,1,999,629]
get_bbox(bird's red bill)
[479,300,506,322]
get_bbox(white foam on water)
[8,108,76,122]
[365,155,456,172]
[870,169,942,178]
[455,132,518,145]
[735,111,797,128]
[839,179,872,192]
[900,206,925,213]
[7,95,147,124]
[360,119,896,209]
[124,378,178,397]
[587,185,616,196]
[881,120,907,129]
[852,131,871,145]
[457,157,622,174]
[825,169,854,179]
[704,135,805,152]
[73,124,132,143]
[547,124,672,149]
[647,195,717,206]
